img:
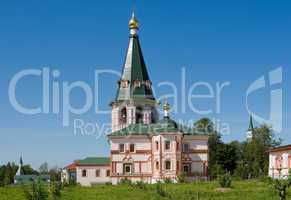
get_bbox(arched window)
[275,155,283,169]
[165,160,171,170]
[120,107,127,124]
[106,170,110,177]
[136,107,143,123]
[82,169,87,177]
[96,169,100,177]
[156,161,159,170]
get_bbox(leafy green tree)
[39,163,49,175]
[22,165,39,175]
[0,165,5,186]
[3,162,18,185]
[49,167,61,182]
[194,118,225,179]
[243,124,281,178]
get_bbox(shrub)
[272,179,291,200]
[218,174,232,188]
[155,181,166,197]
[135,181,147,190]
[176,173,187,183]
[23,179,49,200]
[105,182,112,186]
[50,181,62,199]
[163,177,173,184]
[119,178,132,185]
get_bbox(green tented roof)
[115,35,155,101]
[76,157,110,166]
[108,117,207,136]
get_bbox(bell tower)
[110,12,158,132]
[246,115,254,141]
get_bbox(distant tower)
[110,12,158,132]
[246,115,254,141]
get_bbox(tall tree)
[22,165,39,175]
[243,124,281,178]
[39,162,49,175]
[194,118,224,178]
[0,165,5,186]
[3,162,18,185]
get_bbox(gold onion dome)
[129,12,139,30]
[163,102,171,111]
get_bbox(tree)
[194,118,214,134]
[3,162,18,185]
[22,165,39,175]
[243,124,281,178]
[39,163,49,175]
[0,165,5,186]
[217,142,240,174]
[194,118,224,179]
[49,167,61,182]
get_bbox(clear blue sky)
[0,0,290,169]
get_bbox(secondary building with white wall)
[268,145,291,179]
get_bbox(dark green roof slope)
[115,35,154,101]
[109,117,206,136]
[76,157,110,166]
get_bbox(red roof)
[268,144,291,153]
[65,163,77,171]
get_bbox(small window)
[119,144,125,153]
[145,80,151,89]
[136,107,143,123]
[165,161,171,170]
[156,141,159,151]
[130,144,135,152]
[120,80,128,88]
[165,141,171,150]
[82,169,87,177]
[96,170,100,177]
[183,143,190,153]
[156,161,159,170]
[106,170,110,177]
[177,161,180,171]
[134,80,141,87]
[123,164,132,174]
[183,164,191,174]
[120,108,127,124]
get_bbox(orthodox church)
[62,12,209,186]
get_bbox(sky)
[0,0,291,169]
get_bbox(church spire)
[248,115,254,130]
[114,12,155,102]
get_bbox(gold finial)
[129,11,139,30]
[163,100,171,118]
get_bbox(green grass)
[0,180,290,200]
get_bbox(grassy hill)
[0,180,290,200]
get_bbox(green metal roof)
[76,157,110,166]
[115,34,155,101]
[108,117,206,136]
